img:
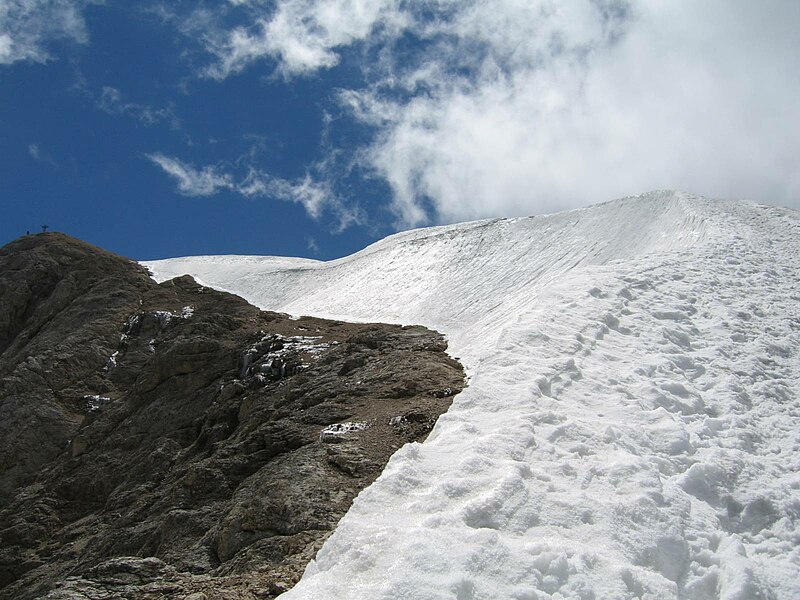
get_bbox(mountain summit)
[147,191,800,600]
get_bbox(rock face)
[0,233,464,599]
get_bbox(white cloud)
[188,0,800,225]
[0,33,12,61]
[147,153,355,226]
[353,0,800,225]
[202,0,406,79]
[0,0,94,65]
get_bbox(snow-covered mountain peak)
[144,192,800,599]
[147,191,727,356]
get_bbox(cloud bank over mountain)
[185,0,800,225]
[2,2,798,259]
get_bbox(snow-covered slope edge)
[145,191,800,599]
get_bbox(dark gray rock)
[0,234,465,599]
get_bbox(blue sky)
[2,1,799,260]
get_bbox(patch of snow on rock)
[320,422,370,443]
[82,395,112,412]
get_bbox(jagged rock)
[0,233,465,599]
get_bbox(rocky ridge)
[0,233,464,599]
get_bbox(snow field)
[145,192,800,599]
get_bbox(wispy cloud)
[0,0,96,66]
[28,141,59,167]
[305,236,320,255]
[97,87,179,128]
[147,154,232,197]
[147,152,357,228]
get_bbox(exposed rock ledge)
[0,233,464,599]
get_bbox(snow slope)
[145,191,800,600]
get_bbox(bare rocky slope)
[0,233,464,599]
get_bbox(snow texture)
[145,191,800,600]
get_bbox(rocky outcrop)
[0,233,464,599]
[0,234,153,507]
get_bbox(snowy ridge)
[145,191,800,599]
